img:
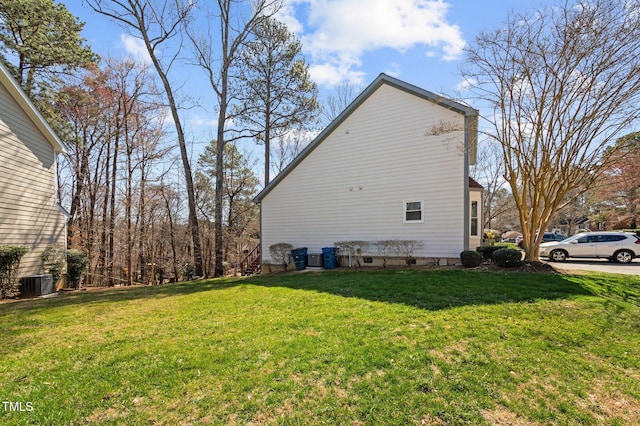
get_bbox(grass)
[1,269,639,425]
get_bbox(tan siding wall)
[261,84,467,262]
[0,83,65,276]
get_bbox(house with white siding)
[0,61,68,278]
[254,73,482,269]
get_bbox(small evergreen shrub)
[493,248,523,268]
[66,250,89,289]
[0,245,29,298]
[41,245,66,285]
[476,245,502,262]
[460,250,483,268]
[180,261,196,281]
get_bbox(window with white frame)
[471,201,479,236]
[404,200,424,223]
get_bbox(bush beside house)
[0,245,29,298]
[493,248,524,268]
[66,250,89,289]
[460,250,483,268]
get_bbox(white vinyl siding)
[261,83,466,262]
[0,81,66,276]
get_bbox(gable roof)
[0,60,64,153]
[254,73,478,202]
[469,177,484,189]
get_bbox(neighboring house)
[0,61,68,277]
[254,73,482,268]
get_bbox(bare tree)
[187,0,282,276]
[589,132,640,229]
[56,59,171,286]
[462,0,640,260]
[321,81,361,126]
[471,140,512,230]
[272,128,315,175]
[86,0,204,277]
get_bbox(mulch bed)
[475,261,559,274]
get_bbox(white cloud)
[283,0,465,86]
[456,76,476,92]
[309,62,367,87]
[275,1,304,34]
[119,34,152,64]
[190,115,218,128]
[384,63,402,78]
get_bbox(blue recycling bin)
[291,247,308,270]
[322,247,337,269]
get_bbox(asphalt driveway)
[546,258,640,275]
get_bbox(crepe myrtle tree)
[462,0,640,261]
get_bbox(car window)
[599,235,627,242]
[565,234,584,243]
[577,235,603,243]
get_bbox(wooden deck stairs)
[240,244,261,276]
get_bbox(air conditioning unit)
[307,254,323,267]
[19,274,54,297]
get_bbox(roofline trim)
[254,73,478,203]
[0,60,64,154]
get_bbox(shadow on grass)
[1,268,611,313]
[1,278,237,312]
[242,269,597,310]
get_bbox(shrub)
[394,240,424,267]
[493,248,523,268]
[41,245,66,285]
[476,245,503,262]
[269,243,293,271]
[66,250,89,289]
[335,241,371,267]
[375,240,399,268]
[460,250,483,268]
[0,245,29,298]
[180,261,196,281]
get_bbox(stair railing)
[240,244,261,275]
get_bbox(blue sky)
[66,0,529,101]
[62,0,531,177]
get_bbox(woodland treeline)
[0,0,323,283]
[2,0,640,280]
[56,60,262,284]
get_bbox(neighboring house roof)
[469,177,484,189]
[0,60,64,153]
[254,73,478,203]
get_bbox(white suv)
[539,231,640,263]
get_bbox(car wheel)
[550,250,568,262]
[613,250,634,264]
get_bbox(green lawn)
[1,269,639,425]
